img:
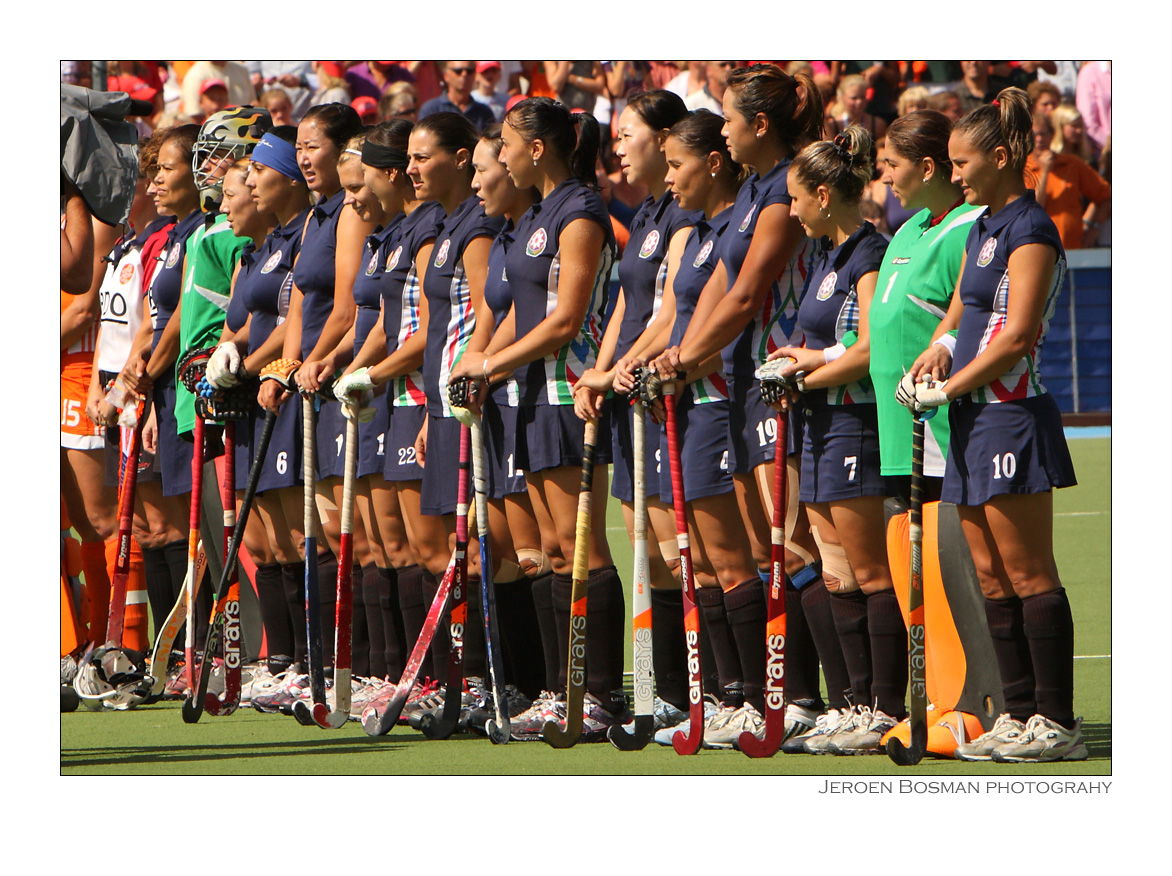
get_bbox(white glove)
[913,378,950,411]
[206,343,242,389]
[895,372,919,411]
[335,367,375,421]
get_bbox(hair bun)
[832,132,853,164]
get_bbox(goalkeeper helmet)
[193,106,273,211]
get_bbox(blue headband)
[251,133,303,182]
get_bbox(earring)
[922,176,930,184]
[533,157,538,166]
[711,171,717,178]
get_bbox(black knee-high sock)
[1022,588,1075,728]
[830,589,871,709]
[253,562,293,672]
[379,566,406,680]
[420,568,451,682]
[697,585,742,706]
[724,578,767,714]
[142,545,174,652]
[550,572,573,692]
[496,575,545,700]
[528,571,560,693]
[867,589,908,720]
[585,565,626,707]
[360,565,385,679]
[800,582,850,710]
[315,551,338,668]
[984,595,1036,721]
[650,588,688,711]
[463,573,488,680]
[162,539,212,656]
[782,577,822,708]
[353,564,374,678]
[280,561,308,669]
[397,564,425,675]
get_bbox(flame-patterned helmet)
[193,105,273,211]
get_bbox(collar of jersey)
[974,189,1037,238]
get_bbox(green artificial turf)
[60,438,1110,776]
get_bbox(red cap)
[505,94,526,112]
[109,75,159,103]
[317,61,344,79]
[476,61,501,74]
[199,77,227,95]
[351,95,378,118]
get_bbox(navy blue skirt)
[659,389,735,502]
[611,395,661,503]
[516,403,612,476]
[799,399,885,504]
[383,404,426,482]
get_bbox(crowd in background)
[61,60,1111,251]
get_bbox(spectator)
[1025,112,1110,250]
[1037,60,1081,102]
[378,81,418,122]
[1075,61,1110,157]
[179,60,254,116]
[418,61,496,132]
[927,89,963,123]
[245,61,313,120]
[648,61,681,89]
[471,61,509,121]
[952,61,1000,115]
[1028,80,1062,119]
[259,88,295,126]
[402,61,442,103]
[197,79,230,120]
[343,61,414,102]
[896,85,930,117]
[828,73,888,139]
[684,61,738,116]
[351,95,379,125]
[1050,103,1095,163]
[841,61,901,122]
[664,61,706,99]
[543,61,607,115]
[311,62,352,105]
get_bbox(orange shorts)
[61,354,103,450]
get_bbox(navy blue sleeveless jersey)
[506,179,617,406]
[716,157,813,378]
[421,195,504,416]
[797,221,886,405]
[148,210,205,351]
[292,189,346,358]
[483,222,519,407]
[351,215,403,354]
[614,191,700,360]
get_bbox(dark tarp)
[61,83,140,227]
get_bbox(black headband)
[361,140,410,169]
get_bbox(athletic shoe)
[403,680,447,725]
[510,691,567,741]
[654,695,720,746]
[827,707,900,755]
[250,672,311,714]
[783,702,821,743]
[349,677,393,721]
[990,715,1088,763]
[792,707,854,754]
[206,658,227,697]
[240,663,278,707]
[954,713,1029,762]
[61,654,79,686]
[622,696,687,736]
[406,677,484,731]
[704,702,766,749]
[465,685,534,733]
[581,692,633,742]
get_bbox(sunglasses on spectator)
[448,67,475,76]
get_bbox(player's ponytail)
[790,124,875,206]
[568,109,600,188]
[726,64,825,155]
[954,86,1033,173]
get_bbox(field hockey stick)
[662,381,705,755]
[304,407,358,730]
[105,408,144,647]
[419,422,471,740]
[887,412,928,765]
[738,411,788,757]
[184,413,205,694]
[145,545,207,698]
[293,391,328,725]
[542,418,598,749]
[361,552,459,736]
[468,410,510,744]
[609,388,654,750]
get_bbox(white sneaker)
[955,713,1029,761]
[702,702,766,749]
[991,715,1088,763]
[827,706,899,755]
[654,696,719,746]
[783,702,820,742]
[800,706,858,754]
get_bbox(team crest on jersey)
[119,264,135,285]
[693,239,714,268]
[816,271,838,301]
[526,227,548,257]
[434,238,451,268]
[387,245,402,272]
[639,229,660,258]
[977,237,997,267]
[165,244,180,269]
[261,250,283,274]
[739,204,757,232]
[365,252,379,276]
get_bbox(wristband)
[823,343,846,364]
[482,356,491,382]
[932,334,957,356]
